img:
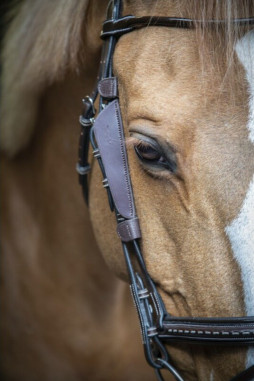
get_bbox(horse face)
[89,3,254,379]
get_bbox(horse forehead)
[114,28,199,85]
[114,30,212,124]
[114,30,252,140]
[114,29,244,116]
[114,28,253,222]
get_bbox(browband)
[101,15,254,39]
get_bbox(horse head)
[87,1,254,380]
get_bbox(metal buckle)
[102,178,109,188]
[76,163,91,176]
[93,148,101,158]
[82,96,96,119]
[79,115,94,127]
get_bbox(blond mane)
[0,0,91,156]
[1,0,253,155]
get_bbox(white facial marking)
[235,31,254,144]
[225,30,254,368]
[210,370,214,381]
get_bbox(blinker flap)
[93,100,139,226]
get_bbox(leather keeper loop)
[117,218,141,242]
[98,77,118,99]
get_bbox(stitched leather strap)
[160,316,254,343]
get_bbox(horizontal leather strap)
[159,316,254,344]
[101,16,194,38]
[101,15,254,39]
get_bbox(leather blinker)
[93,99,136,219]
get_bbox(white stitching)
[114,101,134,217]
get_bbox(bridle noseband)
[77,1,254,380]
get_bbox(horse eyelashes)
[133,139,177,173]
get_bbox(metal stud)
[93,149,101,158]
[147,327,158,337]
[102,178,109,188]
[137,288,149,299]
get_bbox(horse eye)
[134,143,167,166]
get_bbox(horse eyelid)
[127,135,177,174]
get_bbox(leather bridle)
[77,1,254,380]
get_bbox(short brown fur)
[1,1,254,380]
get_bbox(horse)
[1,0,254,380]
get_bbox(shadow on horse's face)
[89,3,254,379]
